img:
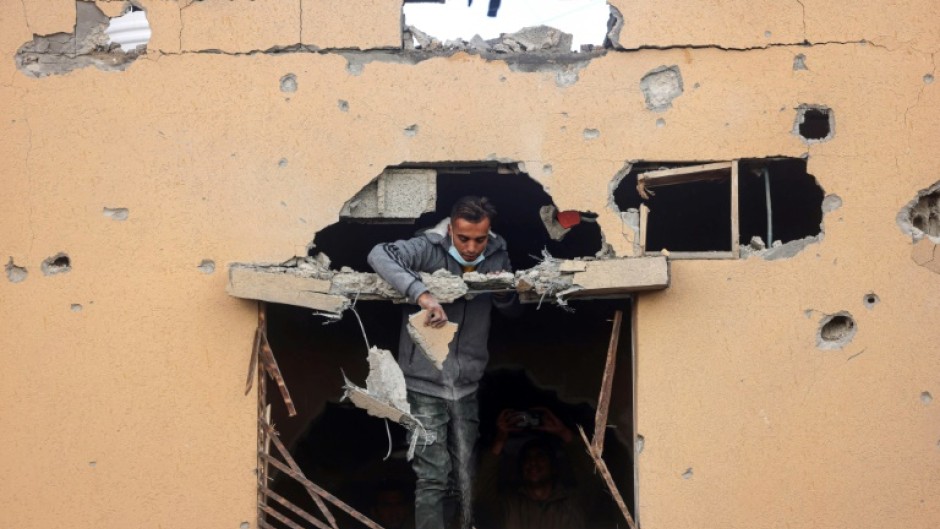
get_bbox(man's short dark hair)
[451,196,497,223]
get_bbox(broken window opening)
[612,158,824,259]
[314,163,605,271]
[402,0,614,53]
[263,297,635,529]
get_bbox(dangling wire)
[383,419,393,461]
[348,289,371,353]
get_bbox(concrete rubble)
[342,347,433,459]
[15,1,141,78]
[406,310,458,370]
[405,25,578,54]
[228,252,669,313]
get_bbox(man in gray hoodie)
[367,196,518,529]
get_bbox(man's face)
[449,217,490,262]
[521,447,553,486]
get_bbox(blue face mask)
[448,234,486,267]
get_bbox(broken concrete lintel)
[228,266,349,313]
[227,255,669,311]
[568,256,669,297]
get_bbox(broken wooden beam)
[637,161,732,186]
[593,310,622,454]
[578,426,638,529]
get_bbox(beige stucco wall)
[1,1,937,528]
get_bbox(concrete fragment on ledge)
[228,266,349,313]
[227,255,669,310]
[407,310,458,370]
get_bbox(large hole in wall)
[612,158,824,257]
[266,297,634,529]
[312,163,604,270]
[402,0,615,52]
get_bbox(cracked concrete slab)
[407,310,457,370]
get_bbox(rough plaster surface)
[1,2,939,529]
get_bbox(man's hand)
[417,292,447,328]
[532,407,573,444]
[491,409,522,455]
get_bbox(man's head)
[448,196,497,264]
[518,437,557,487]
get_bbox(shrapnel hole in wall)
[795,106,834,142]
[41,253,71,276]
[312,163,604,270]
[817,312,856,350]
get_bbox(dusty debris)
[364,347,410,413]
[229,252,670,310]
[407,310,457,370]
[404,24,574,54]
[16,1,142,78]
[343,348,433,459]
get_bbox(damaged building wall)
[0,1,938,528]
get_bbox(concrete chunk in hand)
[406,309,458,370]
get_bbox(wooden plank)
[262,488,334,529]
[568,257,669,297]
[228,267,348,313]
[261,421,380,529]
[578,427,638,529]
[638,205,649,255]
[731,159,740,259]
[263,454,386,529]
[260,503,308,529]
[593,310,622,454]
[638,161,732,186]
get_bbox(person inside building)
[367,196,520,529]
[475,407,596,529]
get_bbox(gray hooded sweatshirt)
[367,218,519,400]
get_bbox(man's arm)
[367,238,447,326]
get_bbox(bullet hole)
[71,304,83,312]
[903,185,940,238]
[925,74,935,84]
[338,99,349,112]
[5,258,28,283]
[817,312,856,350]
[862,293,879,309]
[41,253,71,276]
[103,207,129,221]
[197,260,216,274]
[542,164,553,175]
[682,467,693,479]
[404,124,419,137]
[279,73,297,93]
[655,118,665,128]
[240,523,250,529]
[88,461,96,468]
[346,62,364,76]
[922,391,933,405]
[555,69,579,88]
[635,434,645,454]
[793,54,808,71]
[583,128,600,140]
[640,65,684,111]
[821,194,843,213]
[278,158,288,168]
[794,105,834,142]
[764,30,772,37]
[693,82,700,89]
